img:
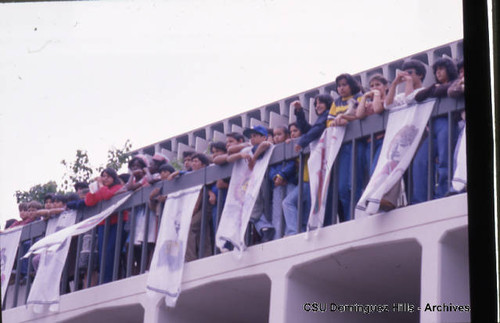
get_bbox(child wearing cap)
[228,125,275,242]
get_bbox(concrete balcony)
[3,194,469,323]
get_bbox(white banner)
[146,185,203,308]
[24,193,131,313]
[45,210,77,236]
[355,99,436,217]
[0,226,23,304]
[452,125,467,192]
[215,146,274,253]
[307,126,346,231]
[27,237,71,313]
[25,194,131,257]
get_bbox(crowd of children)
[3,57,466,290]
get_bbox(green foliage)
[61,150,94,192]
[97,139,133,173]
[170,158,183,171]
[15,181,59,204]
[15,140,134,201]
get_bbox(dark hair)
[273,125,289,135]
[267,128,274,136]
[66,193,80,202]
[402,60,426,80]
[210,141,227,153]
[28,200,43,210]
[368,73,389,86]
[191,153,210,166]
[5,219,17,229]
[101,167,121,187]
[159,164,175,174]
[288,122,299,131]
[74,181,89,191]
[118,173,130,184]
[335,73,361,95]
[44,194,54,203]
[226,132,245,142]
[432,57,458,82]
[182,151,195,159]
[457,59,464,71]
[18,202,29,211]
[128,156,147,169]
[53,194,67,204]
[314,93,334,114]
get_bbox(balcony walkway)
[3,193,469,323]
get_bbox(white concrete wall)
[3,194,469,323]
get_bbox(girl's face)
[315,98,328,115]
[289,125,301,139]
[435,66,449,83]
[369,79,388,98]
[130,160,143,171]
[101,171,114,187]
[337,78,352,98]
[273,128,287,144]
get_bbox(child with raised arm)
[284,92,331,234]
[268,126,296,239]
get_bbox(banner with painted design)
[24,193,131,313]
[452,125,467,192]
[355,99,436,217]
[307,126,346,231]
[0,226,23,303]
[215,145,274,253]
[45,210,77,236]
[146,185,203,308]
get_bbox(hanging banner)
[146,185,203,308]
[26,238,71,313]
[25,194,131,257]
[24,193,131,313]
[45,210,77,236]
[215,146,274,253]
[307,126,346,231]
[452,125,467,192]
[355,99,436,217]
[0,226,23,304]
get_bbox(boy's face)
[226,136,238,149]
[211,147,225,158]
[183,156,193,171]
[289,125,301,139]
[160,170,171,180]
[191,157,205,171]
[336,78,352,98]
[273,128,287,144]
[53,200,64,209]
[435,66,449,83]
[459,67,464,79]
[250,133,266,146]
[44,199,53,210]
[404,68,423,85]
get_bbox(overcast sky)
[0,0,463,227]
